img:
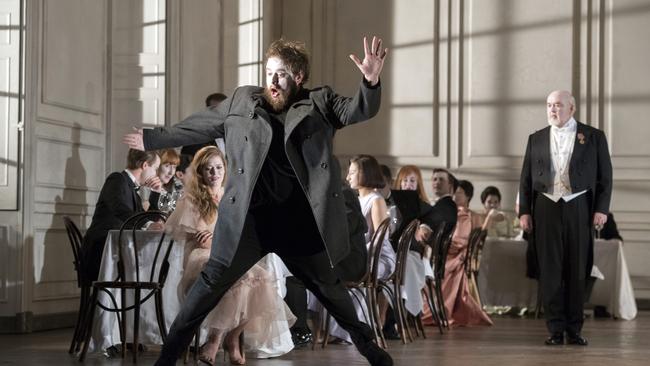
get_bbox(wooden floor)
[1,312,649,365]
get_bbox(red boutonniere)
[577,132,585,144]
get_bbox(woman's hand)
[194,230,213,248]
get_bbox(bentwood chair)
[378,219,420,344]
[79,211,174,363]
[314,218,392,349]
[423,221,456,333]
[464,228,488,306]
[63,216,90,354]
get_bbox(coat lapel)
[284,98,314,142]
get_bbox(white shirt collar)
[124,169,139,187]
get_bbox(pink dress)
[166,195,296,356]
[440,207,492,326]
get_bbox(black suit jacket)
[82,171,144,282]
[519,121,613,217]
[425,195,458,230]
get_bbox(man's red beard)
[263,83,299,112]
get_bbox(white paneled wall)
[3,0,650,332]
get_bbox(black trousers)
[284,276,309,330]
[154,206,374,365]
[534,194,591,335]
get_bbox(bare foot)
[199,331,222,365]
[224,332,245,365]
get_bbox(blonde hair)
[187,146,226,223]
[393,165,429,203]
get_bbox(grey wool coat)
[143,80,381,267]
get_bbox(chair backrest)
[391,219,420,286]
[433,222,456,280]
[63,216,85,287]
[116,211,174,285]
[364,217,392,288]
[469,229,487,275]
[463,228,484,276]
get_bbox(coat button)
[332,192,340,198]
[248,111,255,118]
[537,159,542,164]
[538,171,543,176]
[244,136,248,142]
[228,196,236,203]
[321,162,328,169]
[305,134,312,140]
[237,168,244,174]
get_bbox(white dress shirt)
[543,117,587,202]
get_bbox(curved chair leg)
[155,290,167,341]
[120,288,127,359]
[424,281,444,334]
[133,288,141,363]
[78,287,99,362]
[369,288,387,349]
[69,285,88,354]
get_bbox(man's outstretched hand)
[123,127,145,151]
[349,36,388,87]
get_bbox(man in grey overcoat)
[124,36,391,365]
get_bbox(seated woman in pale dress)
[165,146,295,365]
[322,155,396,343]
[442,180,492,326]
[479,186,511,238]
[311,155,396,344]
[348,155,396,281]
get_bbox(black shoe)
[567,333,588,346]
[356,341,393,366]
[545,332,564,346]
[291,328,313,347]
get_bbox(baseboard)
[0,311,76,334]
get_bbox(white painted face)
[158,162,177,185]
[139,155,160,185]
[201,155,225,189]
[264,56,301,112]
[546,91,575,127]
[400,173,418,191]
[346,162,360,189]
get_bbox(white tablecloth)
[89,230,293,353]
[477,238,637,320]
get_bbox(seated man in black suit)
[81,149,162,283]
[426,168,458,228]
